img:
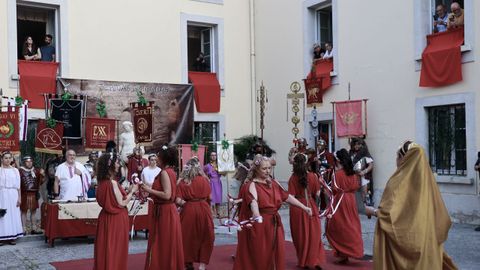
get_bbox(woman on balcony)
[22,36,41,61]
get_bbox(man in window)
[447,2,464,30]
[433,4,448,33]
[322,42,333,60]
[40,34,56,62]
[193,52,208,72]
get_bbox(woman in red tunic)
[288,153,326,269]
[141,145,184,270]
[176,157,215,270]
[233,155,313,270]
[326,148,363,264]
[94,152,139,270]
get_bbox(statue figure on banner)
[119,121,136,163]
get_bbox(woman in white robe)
[0,151,23,245]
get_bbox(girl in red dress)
[176,157,215,270]
[94,152,139,270]
[233,155,313,270]
[288,153,326,269]
[141,145,184,270]
[326,148,363,264]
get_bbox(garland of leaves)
[221,138,230,150]
[61,91,72,101]
[46,117,57,128]
[15,96,24,107]
[137,91,147,106]
[96,101,106,118]
[191,139,199,152]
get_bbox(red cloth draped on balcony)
[18,60,58,109]
[188,72,221,113]
[419,27,464,87]
[307,58,333,91]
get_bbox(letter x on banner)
[332,99,368,138]
[84,118,116,151]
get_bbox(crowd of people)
[0,137,462,270]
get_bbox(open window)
[188,25,214,72]
[194,121,219,153]
[315,5,332,51]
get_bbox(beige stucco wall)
[254,0,479,223]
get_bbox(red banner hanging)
[84,118,116,151]
[303,77,324,107]
[334,100,365,137]
[130,102,153,146]
[0,106,20,153]
[18,61,58,109]
[35,119,64,154]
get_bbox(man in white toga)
[53,149,91,200]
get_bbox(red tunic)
[177,176,215,264]
[94,180,129,270]
[144,168,184,270]
[127,156,149,181]
[288,172,326,268]
[326,169,363,259]
[233,180,289,270]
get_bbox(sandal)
[8,240,16,245]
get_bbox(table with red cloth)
[41,200,152,247]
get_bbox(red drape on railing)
[188,71,221,113]
[419,27,464,87]
[307,59,333,91]
[18,60,58,108]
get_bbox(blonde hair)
[179,157,207,184]
[246,154,271,180]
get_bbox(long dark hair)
[336,148,355,176]
[157,144,178,169]
[22,36,36,56]
[96,152,118,182]
[293,154,308,188]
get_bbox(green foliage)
[46,117,56,128]
[61,91,72,101]
[96,101,106,118]
[15,96,24,107]
[233,135,275,163]
[137,91,147,106]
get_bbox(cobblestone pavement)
[1,208,479,269]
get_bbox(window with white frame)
[194,121,219,153]
[427,104,466,176]
[430,0,464,34]
[188,25,214,72]
[315,5,332,50]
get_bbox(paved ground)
[1,208,479,270]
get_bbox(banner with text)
[35,119,64,155]
[50,99,83,139]
[58,79,193,152]
[131,102,153,146]
[0,106,20,153]
[85,118,116,151]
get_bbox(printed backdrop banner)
[335,100,364,137]
[0,106,20,153]
[216,141,235,173]
[85,118,116,151]
[35,119,64,154]
[50,99,83,139]
[130,102,153,146]
[58,79,194,152]
[2,97,28,141]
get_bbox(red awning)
[188,71,221,113]
[18,60,58,109]
[419,27,464,87]
[307,59,333,91]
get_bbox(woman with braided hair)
[288,153,325,269]
[176,157,214,270]
[93,152,139,270]
[233,155,313,270]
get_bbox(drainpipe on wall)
[249,0,257,135]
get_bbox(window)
[16,5,57,60]
[194,121,219,153]
[315,5,332,49]
[430,0,464,34]
[427,104,466,176]
[316,121,335,152]
[188,25,213,72]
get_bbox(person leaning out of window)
[433,4,448,33]
[22,36,41,61]
[447,2,464,30]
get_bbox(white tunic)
[55,162,91,201]
[141,166,161,186]
[0,166,23,240]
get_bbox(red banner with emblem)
[334,100,366,137]
[35,119,64,154]
[0,106,20,153]
[131,102,153,146]
[85,118,116,151]
[303,77,323,107]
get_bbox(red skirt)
[20,191,39,212]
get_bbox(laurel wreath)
[137,91,147,106]
[61,91,72,101]
[96,101,106,118]
[221,139,229,150]
[46,117,57,128]
[191,140,199,152]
